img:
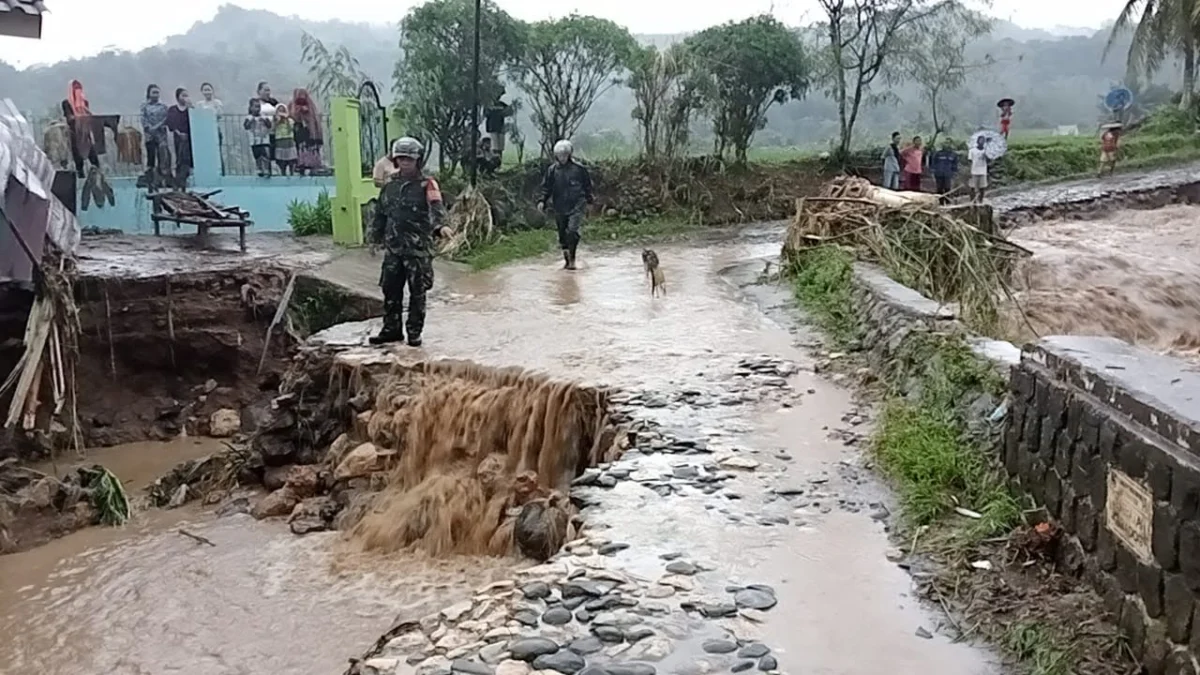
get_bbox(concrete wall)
[848,259,1200,675]
[75,108,334,235]
[1007,336,1200,674]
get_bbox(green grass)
[455,217,707,270]
[787,246,859,346]
[1003,621,1074,675]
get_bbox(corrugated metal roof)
[0,1,48,14]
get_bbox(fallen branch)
[178,529,217,547]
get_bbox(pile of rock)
[349,530,785,675]
[0,459,99,553]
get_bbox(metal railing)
[32,112,335,180]
[216,113,333,177]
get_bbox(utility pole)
[469,0,482,187]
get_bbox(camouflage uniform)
[369,173,445,345]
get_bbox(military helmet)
[391,136,423,159]
[553,139,573,157]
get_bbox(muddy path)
[0,226,999,675]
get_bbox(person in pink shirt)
[900,135,925,191]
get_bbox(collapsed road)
[8,163,1200,675]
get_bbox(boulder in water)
[252,486,300,519]
[209,408,241,437]
[514,497,570,562]
[336,442,386,481]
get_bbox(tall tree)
[684,15,809,164]
[905,8,994,145]
[394,0,525,174]
[1108,0,1199,109]
[629,45,701,162]
[816,0,955,160]
[515,14,638,156]
[299,32,366,105]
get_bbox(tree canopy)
[683,15,810,164]
[515,14,639,156]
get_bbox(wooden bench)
[147,189,253,252]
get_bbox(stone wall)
[1006,336,1200,675]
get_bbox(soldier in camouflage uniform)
[368,137,451,347]
[537,139,593,270]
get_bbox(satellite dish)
[970,129,1008,160]
[1105,87,1134,113]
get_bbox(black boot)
[566,244,578,270]
[369,329,404,345]
[562,249,571,269]
[406,334,423,347]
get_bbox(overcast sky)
[2,0,1125,68]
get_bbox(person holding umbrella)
[998,98,1014,139]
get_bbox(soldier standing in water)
[368,137,452,347]
[537,140,594,270]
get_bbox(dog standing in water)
[642,249,665,297]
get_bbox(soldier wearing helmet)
[537,139,593,270]
[367,136,451,347]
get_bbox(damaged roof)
[0,0,47,39]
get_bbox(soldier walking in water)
[368,137,452,347]
[537,139,594,270]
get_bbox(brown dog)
[642,249,665,297]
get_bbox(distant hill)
[0,4,1163,148]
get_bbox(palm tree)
[1105,0,1199,109]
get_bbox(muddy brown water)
[1007,204,1200,361]
[2,227,998,674]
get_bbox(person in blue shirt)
[930,139,960,202]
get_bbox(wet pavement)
[991,160,1200,213]
[1,225,1000,675]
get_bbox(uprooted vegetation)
[782,176,1032,336]
[782,181,1137,675]
[179,348,624,560]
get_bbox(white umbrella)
[970,129,1007,160]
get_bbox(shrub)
[288,189,333,236]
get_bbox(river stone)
[417,656,453,675]
[697,602,737,618]
[607,664,657,675]
[442,600,475,623]
[732,589,777,611]
[597,542,630,556]
[563,580,607,598]
[701,639,737,655]
[731,662,755,673]
[509,638,560,661]
[209,408,241,437]
[644,585,674,599]
[585,595,623,611]
[496,660,533,675]
[756,657,777,672]
[522,582,552,600]
[592,625,625,643]
[626,637,672,661]
[664,561,697,576]
[514,610,541,628]
[480,643,510,665]
[736,645,769,659]
[623,627,654,643]
[575,609,593,623]
[532,650,586,674]
[578,668,610,675]
[543,607,573,626]
[451,660,494,675]
[569,636,604,655]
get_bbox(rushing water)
[1006,204,1200,360]
[2,228,997,674]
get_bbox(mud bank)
[1,234,383,553]
[174,345,625,561]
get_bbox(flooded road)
[3,226,997,674]
[1007,204,1200,360]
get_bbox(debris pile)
[782,176,1032,332]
